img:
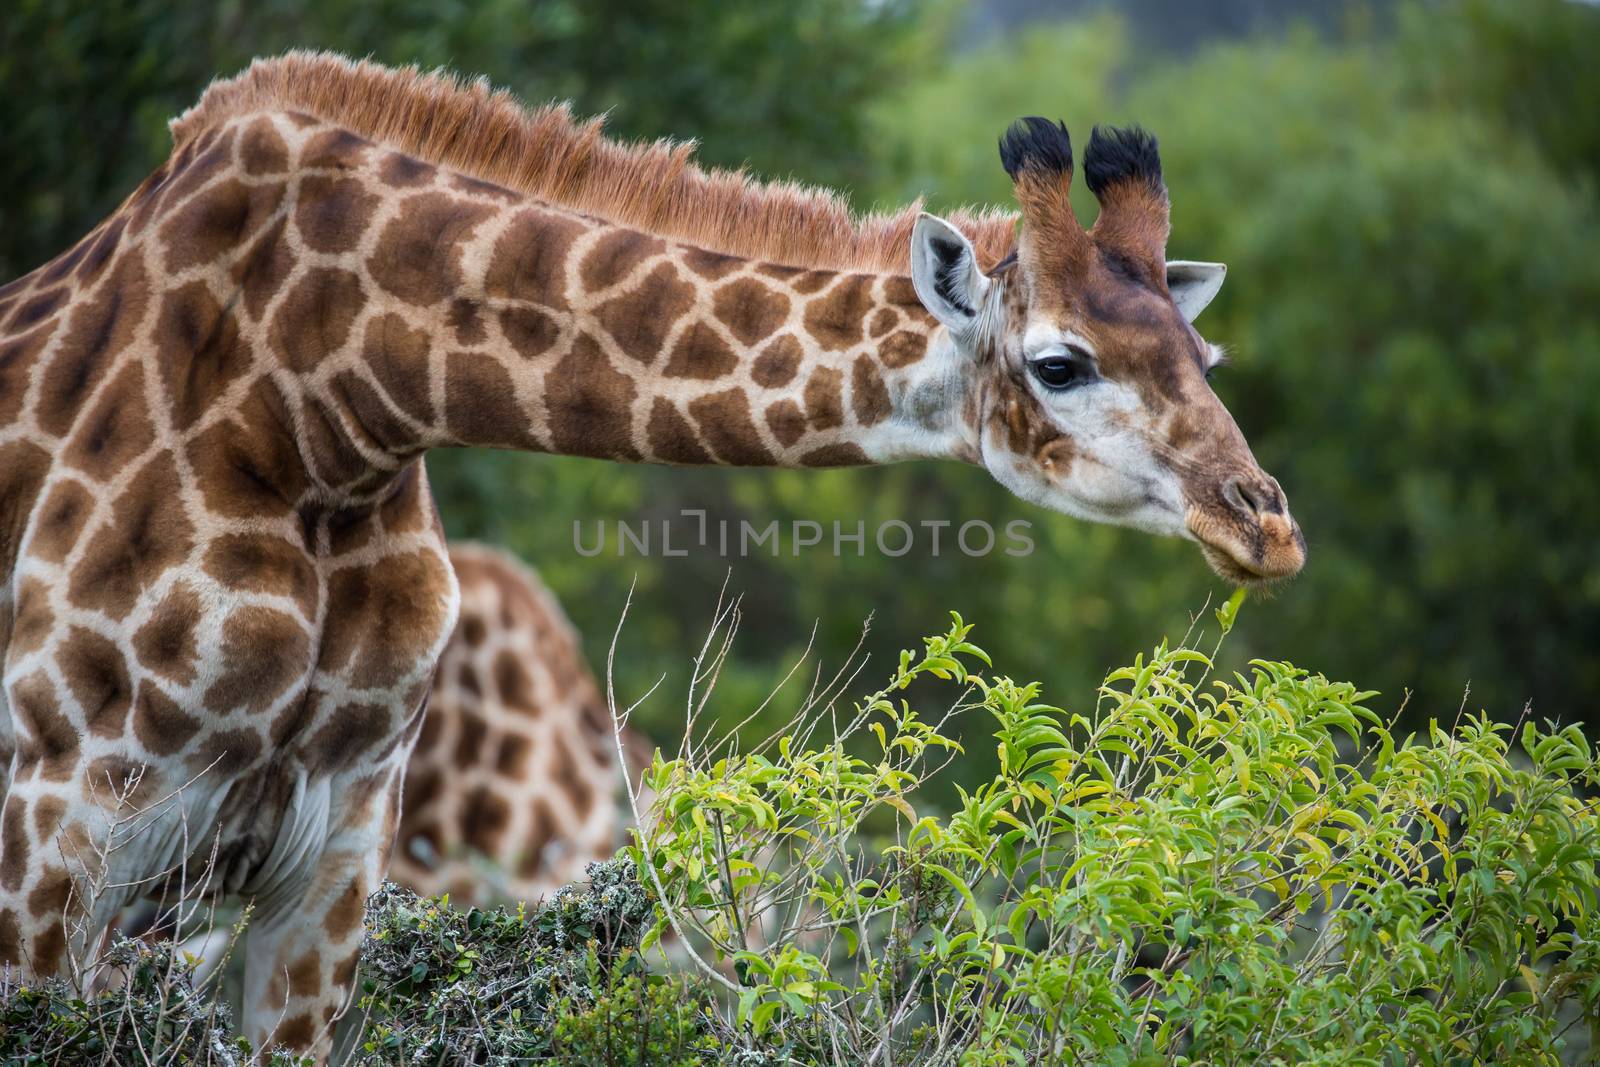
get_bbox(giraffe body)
[1,52,1300,1058]
[394,543,650,906]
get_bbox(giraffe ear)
[911,213,989,339]
[1166,261,1226,322]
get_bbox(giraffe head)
[911,118,1304,586]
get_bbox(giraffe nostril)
[1223,477,1262,517]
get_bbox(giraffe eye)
[1031,347,1096,390]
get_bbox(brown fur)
[172,52,1018,274]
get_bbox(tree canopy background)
[4,0,1597,775]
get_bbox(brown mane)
[172,50,1018,274]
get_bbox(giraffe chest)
[1,454,460,898]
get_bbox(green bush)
[632,600,1600,1064]
[0,937,305,1066]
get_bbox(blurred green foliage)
[3,0,1597,763]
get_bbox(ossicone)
[1083,124,1164,199]
[999,117,1073,181]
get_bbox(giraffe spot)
[852,356,891,426]
[592,262,695,362]
[460,614,487,648]
[658,321,733,381]
[405,766,442,810]
[59,627,132,739]
[493,650,532,707]
[645,398,712,464]
[362,313,436,425]
[800,443,869,467]
[287,950,322,997]
[5,287,67,332]
[38,254,149,437]
[203,534,319,619]
[751,335,803,388]
[232,217,293,323]
[790,270,835,295]
[324,875,367,940]
[26,480,94,567]
[500,306,562,362]
[203,607,310,715]
[329,370,415,460]
[451,173,518,202]
[378,462,431,536]
[132,583,202,686]
[295,174,381,256]
[369,192,494,307]
[239,117,289,175]
[27,865,70,920]
[268,267,365,373]
[714,278,790,346]
[9,672,77,780]
[458,663,482,698]
[186,727,262,777]
[1,800,30,891]
[301,127,370,169]
[84,756,161,808]
[162,178,286,273]
[463,786,511,854]
[447,299,485,345]
[883,275,921,306]
[0,323,58,427]
[412,704,443,754]
[307,702,393,772]
[31,799,66,842]
[332,951,359,991]
[803,367,845,430]
[63,362,154,482]
[33,920,67,976]
[756,262,805,282]
[452,712,488,771]
[445,351,540,449]
[545,335,639,460]
[683,246,743,280]
[320,550,453,689]
[70,451,194,621]
[765,400,806,448]
[495,733,531,777]
[187,377,308,519]
[73,215,130,286]
[869,307,898,339]
[551,735,595,820]
[484,208,587,308]
[151,127,236,222]
[804,274,874,351]
[880,329,929,369]
[380,152,436,187]
[132,683,202,757]
[269,689,320,749]
[9,579,52,656]
[516,799,556,878]
[153,281,252,431]
[0,443,50,576]
[270,1014,318,1053]
[688,388,774,466]
[0,910,19,965]
[580,230,666,290]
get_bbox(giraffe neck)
[252,113,978,482]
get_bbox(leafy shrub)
[633,599,1600,1064]
[0,937,305,1066]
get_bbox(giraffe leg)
[240,767,402,1060]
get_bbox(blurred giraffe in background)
[392,543,652,905]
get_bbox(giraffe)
[0,52,1302,1057]
[392,542,651,905]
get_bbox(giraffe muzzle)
[1186,475,1306,586]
